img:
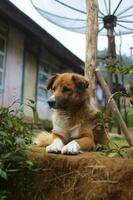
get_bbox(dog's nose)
[47,95,56,108]
[47,99,56,107]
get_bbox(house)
[0,0,84,120]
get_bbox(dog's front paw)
[61,140,80,155]
[46,138,64,153]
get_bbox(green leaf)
[27,99,35,104]
[95,111,103,119]
[0,169,8,180]
[7,119,13,128]
[15,137,25,145]
[3,152,12,159]
[26,160,34,167]
[0,190,7,200]
[107,91,123,104]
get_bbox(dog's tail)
[33,131,53,147]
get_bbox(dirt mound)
[32,148,133,200]
[4,147,133,200]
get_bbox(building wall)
[0,23,52,120]
[36,48,73,120]
[23,51,37,118]
[37,100,52,120]
[0,20,82,121]
[3,26,24,108]
[36,49,58,120]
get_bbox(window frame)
[37,60,51,102]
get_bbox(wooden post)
[107,28,116,91]
[85,0,98,98]
[96,68,133,146]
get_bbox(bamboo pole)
[85,0,98,97]
[95,68,133,146]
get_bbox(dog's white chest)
[52,111,80,141]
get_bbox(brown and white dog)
[35,73,101,154]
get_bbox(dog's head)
[47,73,89,109]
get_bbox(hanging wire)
[119,14,133,19]
[53,0,86,14]
[36,7,86,21]
[98,26,104,33]
[113,0,123,15]
[31,0,133,36]
[31,0,85,21]
[118,20,133,23]
[99,9,105,16]
[117,5,133,17]
[117,23,133,31]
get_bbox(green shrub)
[0,103,36,199]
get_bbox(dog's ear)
[47,74,58,90]
[72,75,89,92]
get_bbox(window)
[0,34,6,89]
[37,61,51,101]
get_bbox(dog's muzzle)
[47,95,67,109]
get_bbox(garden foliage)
[0,101,36,199]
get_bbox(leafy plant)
[94,135,131,158]
[107,91,128,104]
[93,108,113,134]
[0,101,38,199]
[0,191,7,200]
[26,99,39,125]
[109,60,133,75]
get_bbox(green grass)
[112,107,133,128]
[125,107,133,127]
[110,134,129,148]
[95,133,133,158]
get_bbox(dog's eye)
[62,86,72,93]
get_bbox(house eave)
[0,0,84,69]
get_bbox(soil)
[32,147,133,200]
[4,147,133,200]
